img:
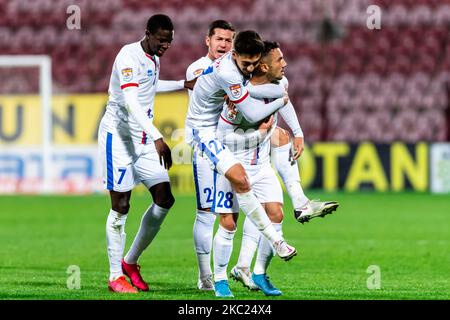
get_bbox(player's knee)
[272,212,284,224]
[219,217,237,231]
[150,182,175,209]
[155,193,175,210]
[226,166,250,193]
[233,175,250,193]
[113,199,130,214]
[266,204,284,223]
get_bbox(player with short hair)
[185,30,297,298]
[99,14,195,293]
[185,20,235,291]
[214,41,294,296]
[221,41,339,295]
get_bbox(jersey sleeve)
[278,100,304,137]
[219,71,250,104]
[156,80,185,92]
[186,62,206,81]
[247,82,285,99]
[115,48,141,89]
[219,71,285,123]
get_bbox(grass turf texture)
[0,192,449,300]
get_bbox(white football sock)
[124,204,169,264]
[236,216,260,270]
[193,209,216,279]
[272,143,309,209]
[254,223,282,275]
[106,209,128,281]
[213,225,236,282]
[236,191,282,245]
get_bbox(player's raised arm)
[157,79,197,92]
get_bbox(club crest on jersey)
[193,68,204,77]
[229,84,242,98]
[226,102,238,120]
[121,68,133,82]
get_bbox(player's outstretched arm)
[233,92,288,123]
[156,80,186,92]
[247,83,285,99]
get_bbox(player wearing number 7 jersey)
[185,30,297,297]
[99,14,196,293]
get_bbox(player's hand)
[283,90,289,105]
[224,95,233,106]
[292,137,304,160]
[258,115,274,135]
[184,77,197,90]
[154,138,173,170]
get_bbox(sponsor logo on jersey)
[229,84,242,98]
[193,68,204,77]
[121,68,133,82]
[147,69,153,77]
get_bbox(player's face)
[267,48,287,81]
[232,52,261,78]
[206,28,234,60]
[146,28,174,57]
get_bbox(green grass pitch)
[0,192,449,300]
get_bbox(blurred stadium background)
[0,0,449,300]
[1,0,450,194]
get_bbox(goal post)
[0,55,53,193]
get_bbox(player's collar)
[144,52,156,63]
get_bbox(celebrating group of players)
[99,14,339,297]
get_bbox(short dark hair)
[262,41,280,59]
[208,20,235,37]
[146,14,174,34]
[233,30,264,56]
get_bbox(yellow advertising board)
[0,93,189,145]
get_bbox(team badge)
[121,68,133,82]
[226,103,238,120]
[193,68,204,77]
[229,84,242,98]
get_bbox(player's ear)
[145,30,150,39]
[205,36,210,47]
[260,62,269,73]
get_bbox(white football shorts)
[213,163,284,214]
[98,122,170,192]
[186,127,240,210]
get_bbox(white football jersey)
[185,51,250,132]
[186,56,214,98]
[217,77,289,166]
[103,41,160,144]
